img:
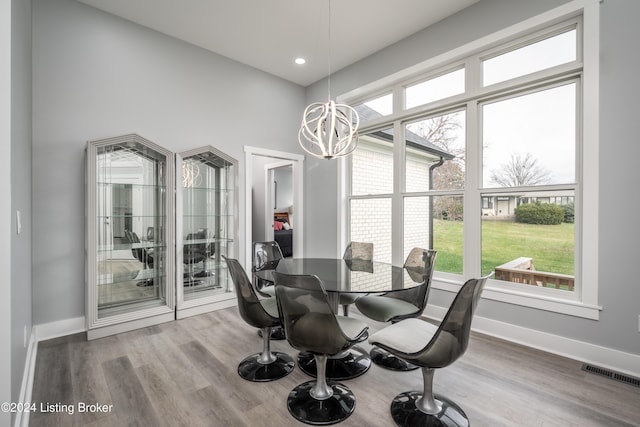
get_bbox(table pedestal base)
[297,346,371,380]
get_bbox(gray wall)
[31,0,305,324]
[10,0,32,417]
[304,0,640,356]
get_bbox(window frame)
[338,2,601,320]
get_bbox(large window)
[345,14,598,317]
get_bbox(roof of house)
[355,104,455,160]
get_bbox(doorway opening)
[244,147,304,269]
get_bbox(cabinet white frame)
[175,146,239,319]
[85,134,176,340]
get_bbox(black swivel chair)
[274,272,369,425]
[355,247,437,371]
[339,241,373,316]
[124,230,154,287]
[223,256,295,382]
[368,274,492,427]
[252,241,286,340]
[252,241,284,297]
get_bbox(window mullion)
[464,100,481,278]
[392,120,405,266]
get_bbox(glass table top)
[255,258,421,293]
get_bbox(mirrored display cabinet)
[86,136,238,338]
[86,134,176,339]
[176,147,238,318]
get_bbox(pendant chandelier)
[298,0,359,160]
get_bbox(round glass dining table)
[255,258,420,380]
[254,258,419,294]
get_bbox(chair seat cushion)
[369,318,438,354]
[258,285,276,298]
[355,295,419,322]
[338,292,361,305]
[336,315,368,341]
[259,296,279,319]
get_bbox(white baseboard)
[14,328,37,427]
[424,303,640,379]
[34,316,86,342]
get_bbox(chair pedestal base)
[237,352,294,382]
[370,346,419,371]
[257,325,286,340]
[390,391,469,427]
[297,346,371,380]
[136,279,154,287]
[287,380,356,425]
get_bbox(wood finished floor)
[30,307,640,427]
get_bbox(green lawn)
[433,219,574,276]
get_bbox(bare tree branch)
[490,153,551,187]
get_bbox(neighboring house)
[482,190,575,217]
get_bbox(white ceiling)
[76,0,479,87]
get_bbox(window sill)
[432,276,601,320]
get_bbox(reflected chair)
[223,257,295,382]
[146,226,155,241]
[124,230,154,287]
[274,272,369,425]
[355,248,437,371]
[340,241,373,316]
[368,274,491,427]
[183,229,212,286]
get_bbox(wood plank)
[30,334,76,427]
[101,356,162,427]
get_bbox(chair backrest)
[184,230,210,263]
[385,248,437,320]
[125,230,149,264]
[224,256,278,329]
[343,242,374,262]
[253,241,284,271]
[273,272,352,356]
[415,273,491,368]
[404,247,436,283]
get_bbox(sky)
[362,28,578,187]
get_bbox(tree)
[409,112,465,220]
[490,152,551,187]
[410,112,465,191]
[411,113,464,162]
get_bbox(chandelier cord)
[327,0,332,101]
[297,0,359,160]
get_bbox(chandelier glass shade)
[298,100,359,160]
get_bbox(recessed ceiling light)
[294,57,306,65]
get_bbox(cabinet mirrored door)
[176,146,238,318]
[86,134,175,339]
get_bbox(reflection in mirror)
[95,141,168,319]
[180,149,236,302]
